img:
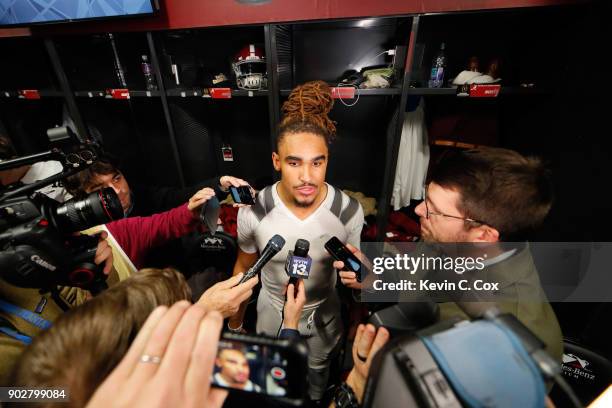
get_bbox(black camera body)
[0,127,123,293]
[0,189,122,293]
[362,310,559,408]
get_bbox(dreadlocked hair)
[278,80,336,148]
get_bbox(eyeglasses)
[422,185,486,225]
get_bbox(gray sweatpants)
[256,289,343,400]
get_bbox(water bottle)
[428,43,447,88]
[141,55,158,90]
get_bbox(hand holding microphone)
[197,273,259,318]
[283,279,306,330]
[229,234,285,333]
[239,234,286,284]
[282,239,310,332]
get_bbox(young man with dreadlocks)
[228,81,364,401]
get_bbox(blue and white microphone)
[285,239,312,286]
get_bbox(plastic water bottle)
[141,55,157,90]
[428,43,447,88]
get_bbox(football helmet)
[232,44,268,90]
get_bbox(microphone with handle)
[239,234,286,284]
[285,239,312,286]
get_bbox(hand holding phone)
[230,185,255,205]
[212,332,308,405]
[324,236,363,282]
[86,302,228,408]
[200,196,220,232]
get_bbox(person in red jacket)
[85,186,258,319]
[64,153,251,269]
[104,187,212,270]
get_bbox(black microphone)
[285,239,312,285]
[239,234,286,283]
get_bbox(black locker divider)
[168,98,272,189]
[152,25,271,188]
[76,98,181,187]
[264,24,281,180]
[147,31,186,188]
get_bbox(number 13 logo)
[292,262,307,275]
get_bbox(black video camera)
[362,309,566,408]
[0,127,124,294]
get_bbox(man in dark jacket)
[339,147,563,363]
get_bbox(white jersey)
[238,182,364,311]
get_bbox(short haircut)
[63,154,122,198]
[277,80,336,150]
[9,268,191,408]
[219,347,247,359]
[429,147,553,240]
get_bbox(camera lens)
[52,187,124,233]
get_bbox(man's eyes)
[287,161,324,167]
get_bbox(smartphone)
[212,332,308,405]
[230,185,255,205]
[199,196,220,232]
[324,236,363,282]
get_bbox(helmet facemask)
[232,45,268,90]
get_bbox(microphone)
[239,234,285,283]
[285,239,312,285]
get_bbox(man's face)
[272,132,328,208]
[415,182,475,243]
[216,349,250,387]
[85,171,131,214]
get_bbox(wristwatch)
[333,382,360,408]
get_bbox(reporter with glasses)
[337,147,563,363]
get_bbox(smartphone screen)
[324,236,363,281]
[212,333,307,402]
[230,186,255,205]
[229,187,242,204]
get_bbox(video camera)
[0,127,123,294]
[362,307,577,408]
